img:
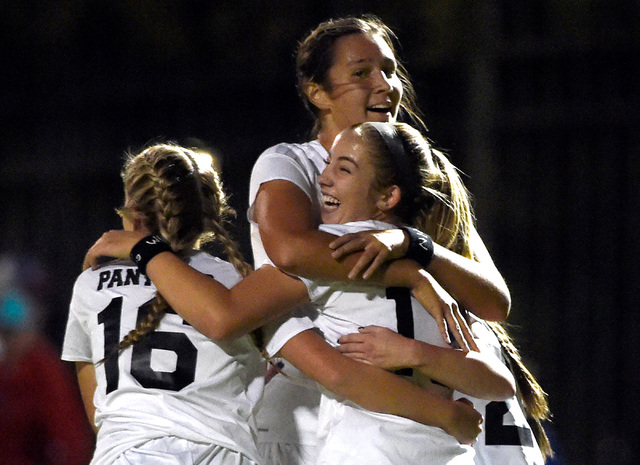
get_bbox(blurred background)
[1,1,638,463]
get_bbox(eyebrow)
[335,155,358,167]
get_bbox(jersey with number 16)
[62,251,265,465]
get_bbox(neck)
[316,115,342,151]
[317,128,338,151]
[370,210,398,225]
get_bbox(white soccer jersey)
[248,140,328,462]
[264,221,475,465]
[454,318,545,465]
[248,140,328,268]
[62,251,265,465]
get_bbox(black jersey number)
[386,287,414,377]
[97,296,197,394]
[485,400,534,446]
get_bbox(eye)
[382,65,397,79]
[353,67,370,78]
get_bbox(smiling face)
[318,127,391,225]
[312,33,403,146]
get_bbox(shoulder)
[258,140,326,161]
[186,250,243,288]
[72,259,134,291]
[252,141,327,175]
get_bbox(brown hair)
[357,122,474,257]
[296,15,425,136]
[358,121,553,458]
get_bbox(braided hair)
[110,144,252,356]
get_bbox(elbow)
[493,376,517,401]
[265,242,305,275]
[486,370,517,401]
[199,313,242,342]
[477,289,511,322]
[487,294,511,321]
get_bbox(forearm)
[75,362,98,434]
[279,330,458,433]
[264,225,425,291]
[427,244,510,321]
[255,180,420,287]
[145,254,308,340]
[405,339,515,400]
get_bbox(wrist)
[130,234,173,275]
[406,338,424,369]
[400,226,434,269]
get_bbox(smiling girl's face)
[318,127,390,225]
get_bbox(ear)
[305,81,332,111]
[376,185,402,212]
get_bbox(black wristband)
[130,234,172,275]
[401,226,435,268]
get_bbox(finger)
[457,315,479,352]
[348,250,377,279]
[82,253,92,271]
[361,253,389,280]
[435,316,451,345]
[337,344,365,356]
[337,333,366,344]
[331,237,366,259]
[445,306,468,351]
[340,352,370,364]
[449,320,469,352]
[328,233,356,250]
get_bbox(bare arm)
[278,329,483,445]
[255,180,508,322]
[338,326,515,401]
[144,257,310,340]
[330,225,510,321]
[253,181,475,346]
[75,362,98,434]
[84,231,310,340]
[427,226,510,321]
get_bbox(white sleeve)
[61,274,93,363]
[248,148,316,208]
[261,306,316,358]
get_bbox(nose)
[318,167,332,187]
[372,69,393,93]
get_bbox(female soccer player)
[260,121,519,464]
[63,144,264,465]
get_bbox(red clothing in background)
[0,337,94,465]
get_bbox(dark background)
[1,1,638,463]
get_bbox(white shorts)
[110,437,258,465]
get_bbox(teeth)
[322,194,340,207]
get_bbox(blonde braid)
[103,143,254,360]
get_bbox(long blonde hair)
[359,121,553,459]
[111,143,252,355]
